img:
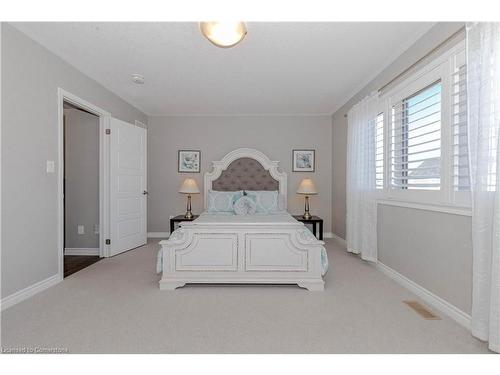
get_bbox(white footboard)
[159,223,327,291]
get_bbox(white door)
[109,118,147,256]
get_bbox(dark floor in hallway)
[64,256,101,278]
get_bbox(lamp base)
[302,195,312,220]
[184,194,193,219]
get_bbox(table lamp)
[296,178,318,220]
[179,178,200,219]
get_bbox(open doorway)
[63,101,101,277]
[58,88,111,281]
[57,88,147,280]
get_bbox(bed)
[157,148,328,291]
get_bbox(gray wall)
[331,23,472,314]
[377,205,472,313]
[1,23,148,298]
[64,108,99,249]
[147,115,332,233]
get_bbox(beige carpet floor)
[1,239,489,353]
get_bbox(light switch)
[46,160,55,173]
[78,225,85,235]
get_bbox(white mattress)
[191,211,300,225]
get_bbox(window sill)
[377,199,472,217]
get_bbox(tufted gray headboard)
[212,157,279,191]
[204,148,288,210]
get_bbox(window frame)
[377,39,470,210]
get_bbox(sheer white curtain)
[467,22,500,353]
[346,92,379,262]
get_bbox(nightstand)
[292,215,324,240]
[170,215,199,234]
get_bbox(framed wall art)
[178,150,201,173]
[292,149,315,172]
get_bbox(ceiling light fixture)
[131,74,145,84]
[199,22,247,48]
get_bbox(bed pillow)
[233,196,257,215]
[207,190,243,213]
[245,190,279,213]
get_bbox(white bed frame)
[159,148,326,291]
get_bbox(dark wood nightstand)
[170,215,199,234]
[293,215,324,240]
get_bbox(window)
[375,112,384,189]
[378,40,472,209]
[391,81,442,190]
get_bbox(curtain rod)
[378,26,465,93]
[343,25,466,118]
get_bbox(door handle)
[142,190,148,195]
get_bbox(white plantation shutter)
[451,55,470,191]
[390,81,442,190]
[375,113,384,189]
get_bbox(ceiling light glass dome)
[200,22,247,48]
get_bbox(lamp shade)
[297,178,318,195]
[179,178,200,194]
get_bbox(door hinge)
[105,239,111,245]
[105,129,111,135]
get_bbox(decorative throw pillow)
[245,190,279,213]
[233,196,257,215]
[207,190,243,213]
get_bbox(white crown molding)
[376,261,471,330]
[64,248,100,256]
[1,274,61,311]
[204,148,287,210]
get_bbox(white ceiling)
[12,22,434,116]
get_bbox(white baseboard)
[376,261,471,330]
[148,232,170,238]
[1,274,61,311]
[329,233,347,246]
[64,248,99,256]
